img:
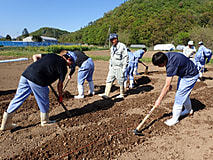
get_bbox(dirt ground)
[0,50,213,160]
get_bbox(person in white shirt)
[182,41,196,61]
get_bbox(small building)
[23,36,58,43]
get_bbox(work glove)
[58,96,63,103]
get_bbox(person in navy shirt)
[1,53,74,131]
[152,52,199,126]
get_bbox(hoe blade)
[131,129,144,136]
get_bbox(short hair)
[60,50,74,61]
[143,48,147,52]
[60,50,68,57]
[152,52,168,66]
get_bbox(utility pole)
[104,26,111,48]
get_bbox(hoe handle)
[63,79,70,91]
[136,105,157,131]
[49,85,69,112]
[139,60,148,68]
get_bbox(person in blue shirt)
[193,41,212,81]
[152,52,199,126]
[124,48,136,88]
[133,48,147,75]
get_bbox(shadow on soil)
[50,98,124,122]
[140,98,206,133]
[126,76,154,95]
[0,89,16,96]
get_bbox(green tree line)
[59,0,213,48]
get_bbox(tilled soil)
[0,50,213,160]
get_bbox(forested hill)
[59,0,213,47]
[30,27,69,39]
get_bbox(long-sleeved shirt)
[182,45,196,61]
[109,42,129,71]
[194,45,212,68]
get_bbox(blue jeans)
[77,58,94,85]
[174,74,199,106]
[125,62,134,81]
[7,76,49,113]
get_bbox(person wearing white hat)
[182,40,196,61]
[194,41,212,81]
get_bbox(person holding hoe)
[60,50,95,99]
[152,51,199,126]
[193,41,212,81]
[0,52,75,131]
[133,48,147,75]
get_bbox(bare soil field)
[0,50,213,160]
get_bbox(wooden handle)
[136,105,157,131]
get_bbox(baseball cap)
[66,51,77,63]
[188,41,193,45]
[109,33,118,40]
[198,41,203,45]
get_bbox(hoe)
[132,105,157,136]
[49,84,72,117]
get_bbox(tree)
[22,28,29,37]
[32,35,42,42]
[6,34,12,41]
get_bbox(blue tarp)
[0,58,28,63]
[0,41,79,47]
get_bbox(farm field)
[0,50,213,159]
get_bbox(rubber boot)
[116,86,124,99]
[74,85,84,99]
[124,80,127,88]
[40,112,56,126]
[0,112,17,131]
[181,97,193,116]
[164,104,182,126]
[133,68,137,75]
[88,81,95,96]
[129,80,134,88]
[99,83,112,99]
[124,80,127,92]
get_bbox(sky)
[0,0,126,38]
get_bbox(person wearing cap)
[60,50,95,99]
[152,51,199,126]
[99,33,128,99]
[124,48,135,88]
[182,41,196,61]
[194,41,212,81]
[0,53,74,131]
[133,48,147,75]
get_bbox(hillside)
[59,0,213,47]
[30,27,70,39]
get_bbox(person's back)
[22,53,67,86]
[165,52,198,78]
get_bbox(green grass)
[0,47,212,64]
[88,55,110,61]
[0,50,45,58]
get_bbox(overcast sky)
[1,0,125,38]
